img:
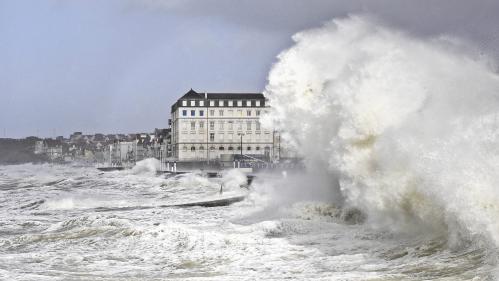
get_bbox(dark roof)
[180,89,203,99]
[179,89,263,100]
[206,93,264,99]
[172,89,265,112]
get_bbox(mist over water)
[265,15,499,257]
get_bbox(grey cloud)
[132,0,499,53]
[1,0,499,138]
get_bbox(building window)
[256,146,260,151]
[191,110,195,116]
[190,100,195,106]
[210,121,215,130]
[247,110,251,116]
[256,110,261,116]
[246,100,251,106]
[210,146,215,151]
[219,146,225,151]
[191,146,196,151]
[228,121,233,130]
[190,121,195,130]
[228,146,234,151]
[182,100,187,106]
[237,110,242,116]
[210,110,215,116]
[237,121,242,130]
[247,146,252,151]
[200,101,204,106]
[200,110,204,117]
[210,133,215,142]
[219,121,224,130]
[219,100,224,106]
[209,100,215,106]
[182,110,187,116]
[199,121,204,129]
[199,146,205,151]
[256,121,261,130]
[183,146,188,151]
[228,110,234,117]
[256,101,261,106]
[246,121,252,130]
[219,110,224,116]
[237,100,242,106]
[228,100,233,107]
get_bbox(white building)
[34,140,63,160]
[171,89,276,161]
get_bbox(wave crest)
[264,15,499,247]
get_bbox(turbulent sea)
[5,14,499,281]
[0,162,495,280]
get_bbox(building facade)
[171,89,275,161]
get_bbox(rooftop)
[179,89,264,100]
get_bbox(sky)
[1,0,499,138]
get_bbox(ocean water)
[0,162,494,280]
[4,15,499,281]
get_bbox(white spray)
[264,16,499,247]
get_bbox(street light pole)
[278,134,281,161]
[238,133,244,157]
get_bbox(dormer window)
[256,100,261,106]
[246,101,251,106]
[199,101,204,106]
[237,100,242,106]
[210,101,215,106]
[228,100,233,106]
[182,100,187,106]
[219,100,224,106]
[190,100,196,106]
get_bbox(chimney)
[204,92,207,99]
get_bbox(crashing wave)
[264,15,499,249]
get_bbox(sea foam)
[264,15,499,249]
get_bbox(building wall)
[171,95,276,161]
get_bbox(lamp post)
[238,133,244,157]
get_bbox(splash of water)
[264,15,499,248]
[131,158,160,175]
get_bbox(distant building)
[34,141,45,155]
[46,146,63,160]
[34,139,63,161]
[155,128,171,158]
[69,132,83,143]
[170,89,275,161]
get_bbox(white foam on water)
[0,162,494,280]
[264,15,499,265]
[130,158,160,175]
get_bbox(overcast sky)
[1,0,499,138]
